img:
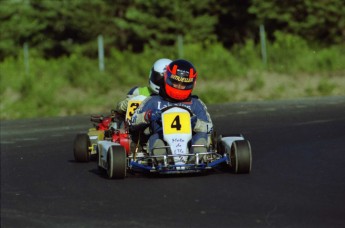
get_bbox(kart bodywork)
[73,96,252,179]
[73,95,146,162]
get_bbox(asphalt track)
[1,96,345,228]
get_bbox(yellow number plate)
[163,112,191,134]
[125,100,142,121]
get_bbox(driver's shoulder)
[191,94,199,99]
[128,86,139,95]
[190,95,203,104]
[190,95,208,108]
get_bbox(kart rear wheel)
[74,134,91,162]
[230,140,252,174]
[107,145,127,179]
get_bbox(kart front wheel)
[230,140,252,174]
[74,134,91,162]
[107,145,127,179]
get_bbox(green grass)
[1,34,345,120]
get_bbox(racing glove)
[144,109,162,123]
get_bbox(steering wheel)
[160,105,193,116]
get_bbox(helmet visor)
[166,71,194,90]
[150,69,163,85]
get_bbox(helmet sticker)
[170,75,194,83]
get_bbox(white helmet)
[149,58,172,93]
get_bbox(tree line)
[0,0,344,60]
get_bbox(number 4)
[171,115,182,130]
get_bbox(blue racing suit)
[130,93,213,154]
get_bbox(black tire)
[107,145,127,179]
[73,134,91,162]
[230,140,252,174]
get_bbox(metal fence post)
[98,35,105,72]
[260,24,267,67]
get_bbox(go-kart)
[73,95,147,162]
[95,105,252,179]
[73,95,252,178]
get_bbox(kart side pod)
[97,141,127,179]
[220,136,252,174]
[111,130,130,155]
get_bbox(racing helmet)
[164,59,197,101]
[149,58,172,94]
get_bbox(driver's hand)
[144,109,162,122]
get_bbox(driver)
[113,58,172,149]
[130,59,213,163]
[115,58,172,116]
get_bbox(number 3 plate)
[125,95,147,121]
